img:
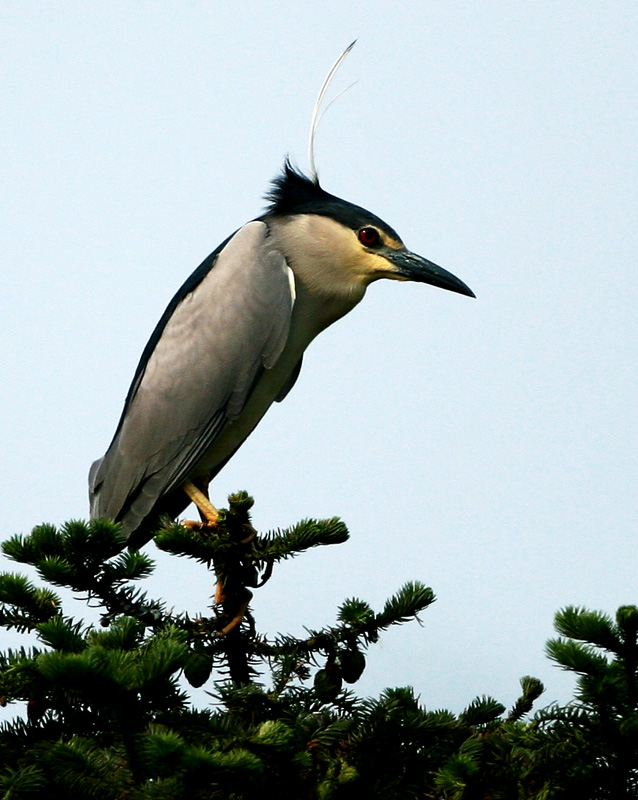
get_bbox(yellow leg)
[182,480,220,524]
[216,592,252,637]
[181,480,228,607]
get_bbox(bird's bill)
[388,249,475,297]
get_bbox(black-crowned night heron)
[89,47,474,547]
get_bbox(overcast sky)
[2,2,638,716]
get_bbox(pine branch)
[507,676,545,722]
[374,581,435,629]
[459,696,506,727]
[0,764,46,796]
[3,520,169,630]
[256,517,349,561]
[246,581,435,696]
[554,606,622,653]
[0,573,60,632]
[545,638,610,676]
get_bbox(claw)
[181,518,219,534]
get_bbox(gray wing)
[90,220,295,534]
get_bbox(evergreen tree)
[530,605,638,798]
[0,493,636,798]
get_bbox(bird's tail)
[88,456,104,519]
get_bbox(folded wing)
[89,220,295,538]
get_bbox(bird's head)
[262,160,475,300]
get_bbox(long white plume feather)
[308,40,357,184]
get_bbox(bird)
[89,45,475,548]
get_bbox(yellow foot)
[181,518,219,533]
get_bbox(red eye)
[358,227,380,246]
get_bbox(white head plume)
[308,40,357,184]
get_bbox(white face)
[271,213,407,298]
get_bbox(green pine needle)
[554,606,621,653]
[259,518,349,561]
[337,598,374,626]
[376,581,435,628]
[459,695,506,726]
[545,637,610,676]
[36,616,87,653]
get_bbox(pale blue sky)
[2,2,638,715]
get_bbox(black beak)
[388,249,475,298]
